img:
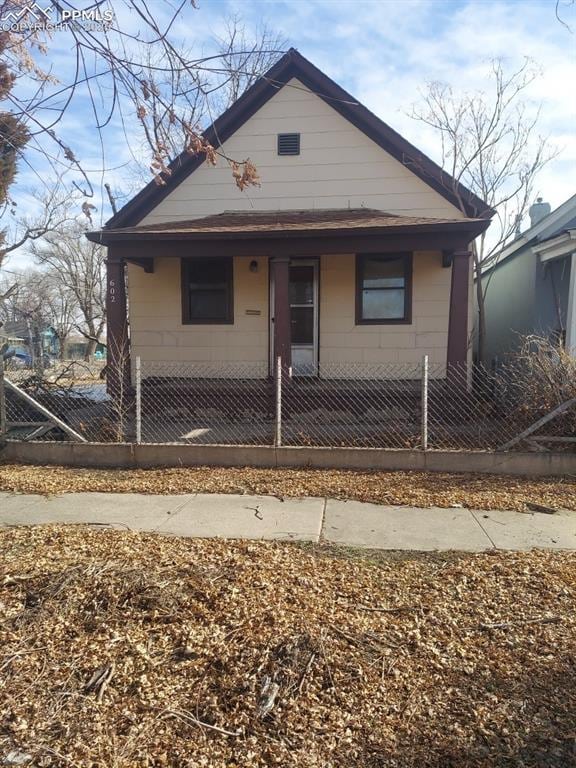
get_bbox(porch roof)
[87,208,490,245]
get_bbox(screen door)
[289,261,318,376]
[269,259,319,376]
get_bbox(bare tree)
[42,269,78,360]
[212,18,288,112]
[1,1,286,207]
[29,223,106,360]
[0,269,54,369]
[408,59,558,362]
[125,16,287,169]
[0,182,89,355]
[1,181,79,262]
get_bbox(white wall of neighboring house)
[482,249,538,363]
[567,252,576,352]
[481,196,576,363]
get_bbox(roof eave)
[87,218,489,246]
[104,48,494,230]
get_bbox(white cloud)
[4,0,575,270]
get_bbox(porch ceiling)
[88,208,490,250]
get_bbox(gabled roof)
[107,48,494,229]
[481,193,576,274]
[92,208,489,244]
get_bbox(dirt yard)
[0,525,575,767]
[0,462,574,512]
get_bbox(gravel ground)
[0,462,575,511]
[0,525,574,767]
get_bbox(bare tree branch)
[28,217,107,360]
[408,58,559,361]
[0,3,287,255]
[555,0,574,32]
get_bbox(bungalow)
[87,49,492,387]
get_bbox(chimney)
[529,197,551,228]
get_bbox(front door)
[270,259,319,376]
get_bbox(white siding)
[128,252,454,371]
[128,256,269,370]
[320,251,450,367]
[139,78,463,224]
[129,78,466,372]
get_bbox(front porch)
[88,208,490,390]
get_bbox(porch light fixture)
[249,259,259,273]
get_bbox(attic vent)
[277,133,300,156]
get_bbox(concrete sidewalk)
[1,491,575,552]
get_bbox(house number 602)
[108,279,116,303]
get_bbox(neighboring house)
[87,49,492,384]
[1,320,47,364]
[1,322,106,363]
[481,194,576,364]
[62,334,107,361]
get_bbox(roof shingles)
[93,208,486,240]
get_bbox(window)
[181,257,233,324]
[277,133,300,155]
[355,253,412,324]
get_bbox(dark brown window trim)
[355,252,413,325]
[181,256,234,325]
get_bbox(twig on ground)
[381,655,397,682]
[161,708,241,737]
[354,605,417,614]
[317,629,341,704]
[296,651,316,695]
[96,662,114,702]
[330,625,365,647]
[0,646,47,673]
[37,746,82,767]
[479,616,561,630]
[84,662,115,702]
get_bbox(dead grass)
[0,462,575,511]
[0,525,575,767]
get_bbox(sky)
[4,0,576,271]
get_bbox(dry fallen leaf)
[0,463,574,512]
[0,525,574,767]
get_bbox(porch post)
[270,256,292,372]
[446,250,471,371]
[106,252,131,395]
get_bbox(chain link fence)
[282,363,423,448]
[1,355,574,451]
[139,362,273,445]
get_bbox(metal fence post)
[135,356,142,444]
[421,354,429,450]
[275,355,282,447]
[0,357,6,440]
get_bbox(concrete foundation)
[1,440,575,476]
